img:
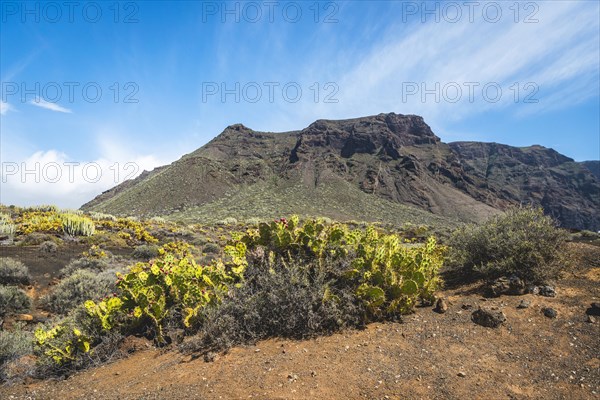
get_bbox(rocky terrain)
[82,113,600,231]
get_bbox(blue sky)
[1,0,599,207]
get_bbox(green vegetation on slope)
[168,179,456,229]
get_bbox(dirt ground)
[0,245,133,287]
[1,243,599,400]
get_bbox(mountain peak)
[82,113,600,231]
[223,123,253,133]
[292,113,439,161]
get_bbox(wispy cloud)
[278,1,599,128]
[0,101,14,115]
[29,98,73,113]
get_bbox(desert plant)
[61,214,95,237]
[96,217,158,244]
[0,258,30,285]
[0,322,33,383]
[89,212,117,221]
[26,205,59,213]
[0,213,15,237]
[82,245,110,259]
[46,249,232,357]
[217,217,238,226]
[41,269,117,315]
[202,242,220,254]
[33,305,124,372]
[149,216,167,224]
[224,216,445,318]
[192,257,363,353]
[132,244,160,260]
[158,241,193,257]
[0,286,31,316]
[60,209,83,216]
[39,240,59,253]
[245,217,261,226]
[86,254,231,342]
[35,217,445,371]
[448,207,568,283]
[16,211,63,235]
[60,257,112,278]
[18,233,61,246]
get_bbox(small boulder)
[542,307,557,319]
[489,275,525,297]
[585,302,600,316]
[14,314,34,322]
[434,298,448,314]
[538,285,556,297]
[586,315,597,324]
[527,285,540,295]
[288,373,298,382]
[472,307,506,328]
[203,351,218,363]
[517,299,531,309]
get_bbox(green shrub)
[39,240,59,253]
[41,270,117,315]
[0,323,33,383]
[0,286,31,316]
[60,209,83,216]
[88,254,231,342]
[61,214,95,237]
[132,244,160,260]
[60,257,112,278]
[33,306,124,375]
[0,213,15,237]
[0,258,30,285]
[34,217,445,371]
[26,205,58,213]
[89,212,117,221]
[245,217,261,226]
[202,242,220,254]
[448,207,568,283]
[16,211,63,235]
[192,257,363,353]
[224,216,444,319]
[95,217,158,244]
[35,252,234,366]
[18,233,61,246]
[217,217,238,226]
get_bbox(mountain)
[581,161,600,181]
[82,113,600,231]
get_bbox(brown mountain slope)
[81,113,600,230]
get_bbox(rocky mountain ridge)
[82,113,600,230]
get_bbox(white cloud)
[0,148,169,209]
[0,101,14,115]
[29,97,73,113]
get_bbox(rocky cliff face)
[82,113,600,230]
[448,142,599,231]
